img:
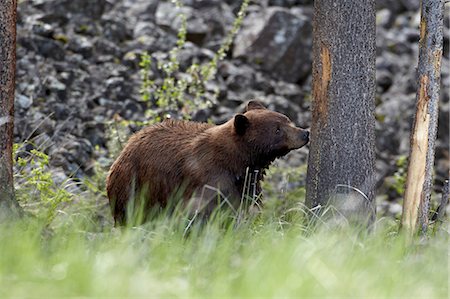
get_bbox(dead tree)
[0,0,22,219]
[401,0,444,235]
[305,0,376,223]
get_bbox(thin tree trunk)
[305,0,376,224]
[0,0,22,219]
[401,0,444,235]
[431,179,449,224]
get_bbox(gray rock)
[18,35,65,60]
[253,72,274,94]
[226,67,255,92]
[94,39,123,57]
[68,35,93,58]
[50,168,70,186]
[268,0,300,7]
[272,81,303,101]
[156,1,233,47]
[42,0,109,19]
[47,77,67,100]
[186,17,209,45]
[156,2,193,32]
[176,42,215,70]
[122,99,143,119]
[133,21,160,39]
[31,21,54,38]
[376,0,404,12]
[122,50,143,69]
[34,11,69,25]
[83,121,106,147]
[376,70,393,93]
[57,138,95,176]
[123,0,158,22]
[376,0,419,12]
[376,9,394,29]
[399,0,419,12]
[104,77,135,102]
[16,94,33,110]
[32,133,53,150]
[233,7,312,83]
[54,103,70,120]
[388,203,403,216]
[30,112,57,137]
[101,18,133,43]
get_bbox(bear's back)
[106,119,215,224]
[138,119,213,141]
[128,120,213,156]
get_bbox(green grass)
[0,208,448,298]
[5,149,449,298]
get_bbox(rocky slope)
[14,0,449,215]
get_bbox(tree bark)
[0,0,22,219]
[305,0,376,223]
[401,0,444,235]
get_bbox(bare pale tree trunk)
[401,0,444,235]
[0,0,22,219]
[305,0,376,223]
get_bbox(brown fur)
[106,101,309,225]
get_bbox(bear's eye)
[275,127,281,134]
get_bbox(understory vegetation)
[5,144,450,298]
[6,142,448,298]
[0,210,447,298]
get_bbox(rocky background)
[14,0,449,216]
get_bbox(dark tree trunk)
[305,0,376,223]
[401,0,444,235]
[0,0,21,219]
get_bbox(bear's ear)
[234,114,250,135]
[246,100,267,111]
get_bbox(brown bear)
[106,101,309,225]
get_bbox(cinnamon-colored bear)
[106,101,309,225]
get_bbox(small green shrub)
[392,155,408,195]
[105,114,131,158]
[139,0,250,122]
[13,143,74,225]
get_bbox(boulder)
[15,94,33,110]
[41,0,109,20]
[155,1,234,47]
[233,7,312,83]
[376,0,419,12]
[18,35,65,60]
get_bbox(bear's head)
[233,100,309,168]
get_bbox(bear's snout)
[285,127,309,150]
[301,131,309,142]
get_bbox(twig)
[183,209,198,237]
[113,119,124,150]
[431,179,449,223]
[335,184,370,203]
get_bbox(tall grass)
[6,143,449,298]
[0,208,447,298]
